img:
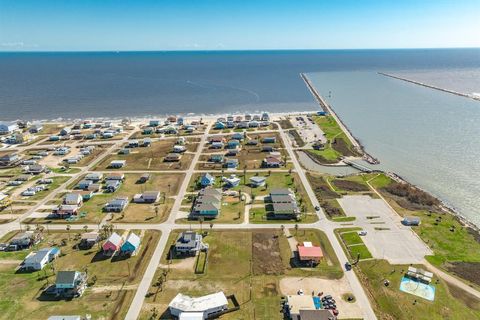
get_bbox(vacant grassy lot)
[141,229,340,319]
[96,139,197,170]
[335,228,372,261]
[356,259,480,320]
[0,229,160,320]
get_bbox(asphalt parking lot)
[338,195,432,264]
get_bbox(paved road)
[278,126,378,320]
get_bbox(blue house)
[214,122,226,130]
[232,133,244,141]
[227,139,240,149]
[224,159,239,169]
[262,137,276,144]
[317,111,328,116]
[149,120,160,127]
[210,154,224,163]
[143,127,154,135]
[121,233,141,255]
[200,173,215,187]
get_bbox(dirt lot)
[252,231,284,275]
[332,179,370,192]
[280,277,364,319]
[307,173,340,199]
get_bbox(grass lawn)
[18,176,71,201]
[95,139,197,171]
[335,228,372,262]
[142,229,336,320]
[0,229,161,320]
[355,259,480,320]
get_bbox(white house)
[22,247,60,271]
[0,122,19,135]
[169,292,229,320]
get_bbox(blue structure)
[121,233,141,255]
[317,111,328,116]
[200,173,215,187]
[214,122,226,129]
[227,139,240,149]
[224,159,239,169]
[232,133,244,140]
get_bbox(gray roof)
[175,231,198,248]
[24,248,51,264]
[270,188,291,195]
[270,194,294,203]
[250,176,266,183]
[273,202,298,213]
[56,271,77,286]
[195,202,220,211]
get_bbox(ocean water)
[1,48,480,225]
[1,49,479,120]
[307,70,480,226]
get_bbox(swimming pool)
[399,276,436,301]
[313,296,322,309]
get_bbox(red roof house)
[102,232,123,254]
[297,242,323,264]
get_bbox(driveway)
[337,195,432,264]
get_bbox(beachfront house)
[0,121,19,134]
[261,113,270,122]
[22,247,60,271]
[104,197,129,212]
[120,233,141,255]
[169,292,229,320]
[109,160,126,168]
[102,232,123,254]
[200,173,216,187]
[214,122,226,130]
[249,176,266,188]
[232,133,244,141]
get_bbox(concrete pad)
[337,195,432,264]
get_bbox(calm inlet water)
[1,49,480,225]
[308,71,480,226]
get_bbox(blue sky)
[1,0,479,51]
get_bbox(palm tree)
[294,224,299,235]
[66,225,71,241]
[83,225,88,233]
[209,223,214,232]
[199,217,204,232]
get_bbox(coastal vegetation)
[306,115,359,163]
[355,260,480,320]
[368,174,480,289]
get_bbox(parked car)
[359,231,367,236]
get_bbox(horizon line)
[1,46,480,54]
